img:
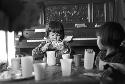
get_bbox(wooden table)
[0,65,107,84]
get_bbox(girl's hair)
[96,22,125,48]
[46,21,64,40]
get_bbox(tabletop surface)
[0,65,109,84]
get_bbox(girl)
[32,21,71,63]
[95,22,125,84]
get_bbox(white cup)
[84,49,95,70]
[33,63,46,81]
[99,60,107,71]
[46,51,56,66]
[21,56,33,78]
[84,59,94,70]
[60,59,72,76]
[62,54,70,59]
[11,58,21,70]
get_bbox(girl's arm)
[32,41,50,61]
[61,41,71,54]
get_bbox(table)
[0,65,110,84]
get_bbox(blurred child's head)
[46,21,64,41]
[96,22,125,50]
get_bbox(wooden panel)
[70,40,97,46]
[92,3,106,23]
[43,0,91,5]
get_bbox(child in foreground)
[95,22,125,84]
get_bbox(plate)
[0,71,34,82]
[0,75,34,82]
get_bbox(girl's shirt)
[95,48,125,84]
[32,40,71,61]
[95,48,125,69]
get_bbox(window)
[0,30,7,63]
[0,31,15,66]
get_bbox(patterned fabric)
[94,50,106,68]
[32,40,71,61]
[95,47,125,69]
[95,48,125,83]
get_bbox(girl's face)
[97,36,105,50]
[48,32,60,41]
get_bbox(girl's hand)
[32,49,36,56]
[56,42,64,50]
[32,46,41,55]
[109,63,125,74]
[51,41,64,50]
[32,44,44,55]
